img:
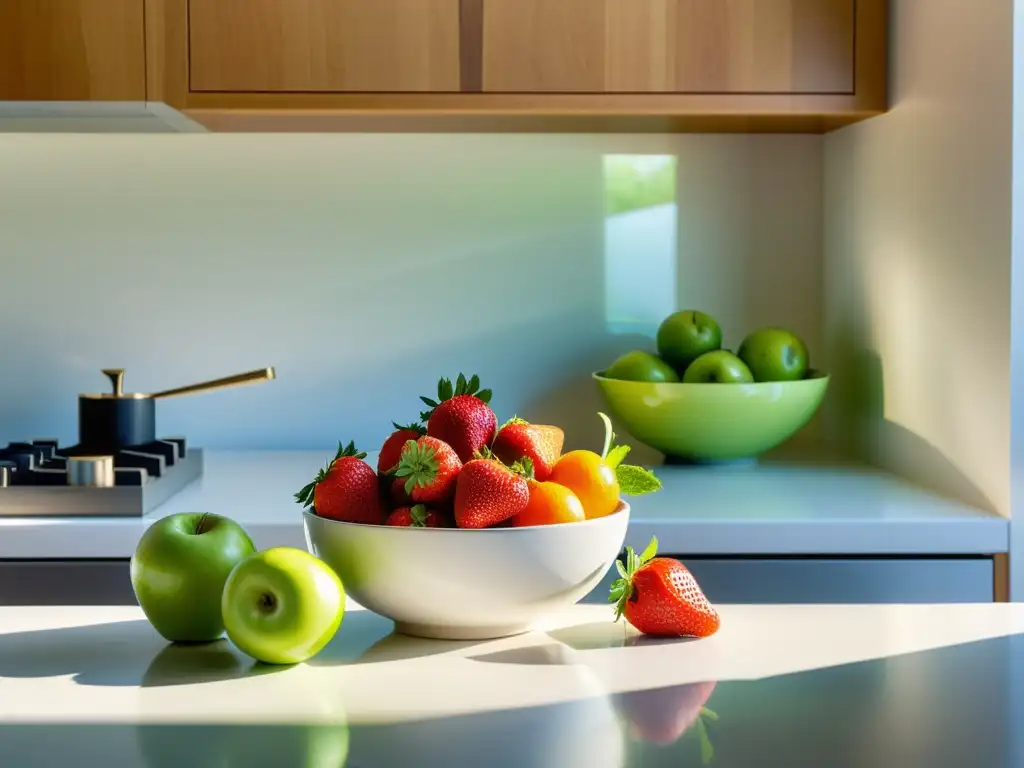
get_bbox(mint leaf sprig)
[597,412,662,496]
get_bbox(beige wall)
[824,0,1014,519]
[0,133,822,459]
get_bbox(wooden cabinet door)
[189,0,462,93]
[480,0,855,94]
[0,0,146,100]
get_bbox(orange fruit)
[548,450,620,519]
[515,480,586,527]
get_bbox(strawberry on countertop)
[378,421,427,475]
[420,373,497,463]
[611,536,721,638]
[454,456,529,529]
[394,436,463,505]
[491,418,564,482]
[385,504,446,528]
[295,441,384,525]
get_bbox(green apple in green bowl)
[656,310,723,372]
[222,547,345,666]
[605,350,679,383]
[682,350,754,384]
[131,512,256,643]
[737,327,810,382]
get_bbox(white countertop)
[1,601,1023,726]
[4,601,1024,768]
[0,450,1007,559]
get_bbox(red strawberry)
[385,504,446,528]
[453,458,529,529]
[377,421,426,474]
[394,436,462,504]
[389,476,414,507]
[611,536,720,638]
[420,374,497,463]
[491,418,564,481]
[617,681,718,746]
[295,441,384,525]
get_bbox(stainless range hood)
[0,102,207,133]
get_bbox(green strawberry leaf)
[500,415,528,429]
[701,707,719,722]
[410,504,429,527]
[456,373,467,393]
[615,559,629,580]
[392,421,426,435]
[605,444,631,469]
[616,464,662,496]
[420,397,439,408]
[609,536,660,622]
[394,439,439,495]
[440,378,454,401]
[511,456,536,480]
[468,374,480,393]
[476,388,493,404]
[639,535,659,565]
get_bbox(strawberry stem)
[419,373,492,420]
[608,536,659,622]
[410,504,429,527]
[394,440,439,495]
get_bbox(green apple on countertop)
[222,547,346,666]
[605,350,680,383]
[682,350,753,384]
[600,310,812,384]
[131,512,256,643]
[737,327,810,382]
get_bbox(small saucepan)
[78,366,276,453]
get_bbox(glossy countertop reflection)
[1,602,1023,767]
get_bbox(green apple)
[604,350,680,383]
[131,512,256,643]
[656,311,723,372]
[682,350,754,384]
[737,327,810,382]
[222,547,345,665]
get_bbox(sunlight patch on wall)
[603,155,678,336]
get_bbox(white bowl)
[303,502,630,640]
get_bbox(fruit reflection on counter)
[611,536,720,639]
[296,375,662,530]
[616,681,719,764]
[596,310,829,462]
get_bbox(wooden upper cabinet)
[188,0,462,93]
[480,0,855,94]
[0,0,146,100]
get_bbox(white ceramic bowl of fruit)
[299,376,660,640]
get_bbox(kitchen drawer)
[0,561,135,606]
[583,557,997,605]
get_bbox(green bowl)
[593,370,830,462]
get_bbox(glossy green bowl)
[593,370,830,462]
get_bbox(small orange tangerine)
[548,450,620,520]
[515,480,586,527]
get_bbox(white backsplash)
[0,133,822,457]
